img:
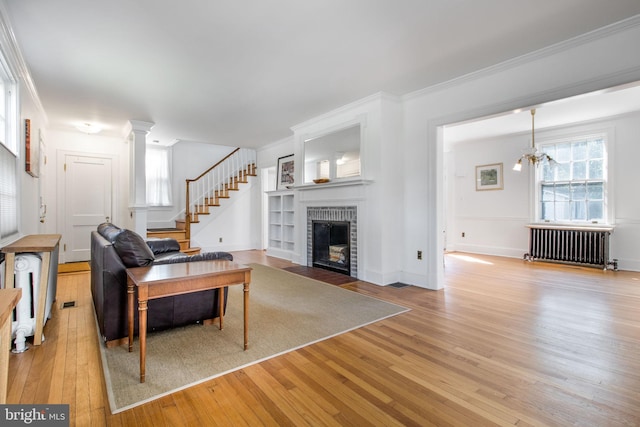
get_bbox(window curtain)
[146,146,173,206]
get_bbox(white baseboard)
[450,243,526,259]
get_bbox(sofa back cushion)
[113,229,155,267]
[97,223,124,243]
[146,238,181,255]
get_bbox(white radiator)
[0,253,55,352]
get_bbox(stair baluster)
[185,148,257,241]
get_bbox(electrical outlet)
[219,237,223,243]
[461,232,465,237]
[417,250,422,260]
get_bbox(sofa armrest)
[153,251,234,265]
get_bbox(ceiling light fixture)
[513,109,554,171]
[75,122,102,134]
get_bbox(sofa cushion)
[146,238,181,255]
[113,229,155,267]
[153,251,234,265]
[97,223,124,243]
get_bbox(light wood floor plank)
[5,250,640,426]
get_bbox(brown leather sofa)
[90,223,232,346]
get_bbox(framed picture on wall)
[24,119,40,177]
[276,154,295,190]
[476,163,503,191]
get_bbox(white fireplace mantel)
[292,178,373,191]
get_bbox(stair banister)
[185,148,260,240]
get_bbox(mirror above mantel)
[303,123,361,184]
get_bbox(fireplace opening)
[312,220,350,275]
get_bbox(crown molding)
[258,134,294,152]
[291,91,400,133]
[404,14,640,101]
[0,2,48,125]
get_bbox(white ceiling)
[3,1,640,148]
[444,81,640,145]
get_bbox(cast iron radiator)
[524,225,616,270]
[0,253,56,352]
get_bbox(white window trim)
[0,46,19,246]
[0,54,17,156]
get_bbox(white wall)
[42,129,130,236]
[1,12,49,246]
[446,111,640,271]
[257,136,295,171]
[446,133,529,259]
[288,93,405,285]
[191,179,262,252]
[168,140,262,252]
[148,141,236,229]
[39,134,260,255]
[401,17,640,289]
[258,18,640,288]
[17,84,48,239]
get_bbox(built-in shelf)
[266,190,295,260]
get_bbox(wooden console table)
[1,234,61,346]
[126,260,252,383]
[0,288,21,403]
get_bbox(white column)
[128,120,154,237]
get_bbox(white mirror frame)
[300,115,366,185]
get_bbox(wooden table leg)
[243,282,249,350]
[218,288,224,330]
[127,282,134,352]
[33,251,51,346]
[3,254,15,289]
[0,317,11,403]
[138,299,148,383]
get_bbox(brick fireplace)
[306,206,357,277]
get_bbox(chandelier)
[512,109,554,171]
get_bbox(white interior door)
[63,154,113,262]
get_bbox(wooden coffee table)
[126,260,252,383]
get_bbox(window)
[0,59,17,155]
[146,146,173,206]
[0,53,18,243]
[0,143,18,240]
[539,134,607,223]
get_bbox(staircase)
[185,148,257,241]
[148,148,257,254]
[147,220,201,255]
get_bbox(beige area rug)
[100,263,409,413]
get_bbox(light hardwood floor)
[6,251,640,426]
